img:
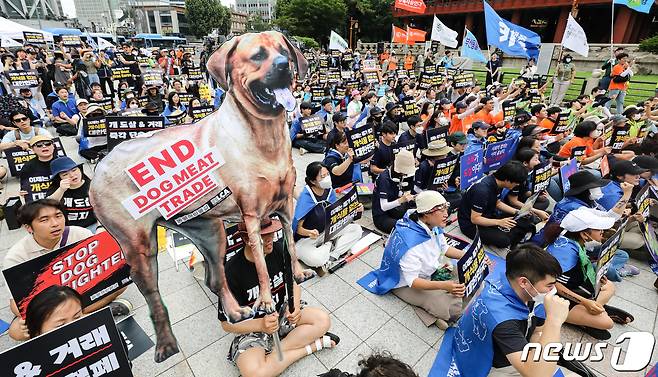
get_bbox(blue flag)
[614,0,655,13]
[461,28,487,63]
[483,0,540,60]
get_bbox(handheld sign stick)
[328,245,371,273]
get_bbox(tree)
[185,0,231,38]
[246,15,270,32]
[275,0,347,45]
[293,36,319,49]
[639,34,658,54]
[344,0,394,43]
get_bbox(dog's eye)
[251,48,268,61]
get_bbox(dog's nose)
[273,56,289,71]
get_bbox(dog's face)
[207,31,308,116]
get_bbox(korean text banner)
[483,0,540,60]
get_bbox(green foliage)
[639,34,658,55]
[275,0,347,45]
[246,15,270,32]
[344,0,394,43]
[185,0,231,38]
[293,36,320,49]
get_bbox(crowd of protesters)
[0,36,657,377]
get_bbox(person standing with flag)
[550,55,576,106]
[485,53,502,86]
[606,53,634,114]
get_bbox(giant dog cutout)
[89,31,312,362]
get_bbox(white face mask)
[590,130,601,139]
[129,103,139,109]
[584,239,602,251]
[523,280,557,305]
[415,126,424,134]
[633,114,642,121]
[589,187,604,201]
[319,175,332,189]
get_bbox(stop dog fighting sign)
[121,139,226,219]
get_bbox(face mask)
[523,279,557,305]
[319,176,332,189]
[129,103,139,109]
[633,114,642,121]
[565,59,572,63]
[589,187,604,201]
[590,130,601,138]
[415,126,424,134]
[584,239,602,251]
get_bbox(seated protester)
[220,217,339,377]
[505,148,550,216]
[538,106,565,153]
[546,208,634,340]
[607,114,638,161]
[185,97,203,123]
[323,131,356,189]
[290,102,327,154]
[457,161,536,253]
[445,132,468,202]
[465,120,490,155]
[144,85,164,113]
[9,285,83,340]
[373,150,416,234]
[162,91,187,125]
[122,97,143,115]
[51,86,80,136]
[558,121,610,165]
[46,156,98,232]
[0,110,52,152]
[505,111,532,141]
[3,200,131,341]
[444,244,573,377]
[382,102,402,134]
[293,162,363,270]
[318,352,418,377]
[595,160,648,252]
[365,106,384,137]
[142,102,161,117]
[369,121,397,176]
[449,101,478,135]
[19,135,57,203]
[359,191,465,329]
[397,115,423,156]
[326,112,347,148]
[487,119,508,143]
[76,104,108,161]
[535,171,638,281]
[413,141,461,210]
[316,97,334,129]
[624,106,648,140]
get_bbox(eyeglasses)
[33,141,53,148]
[12,116,28,123]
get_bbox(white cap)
[76,98,89,106]
[415,191,447,214]
[561,207,615,232]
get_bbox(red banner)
[392,25,408,43]
[395,0,427,14]
[407,27,427,43]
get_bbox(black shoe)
[578,325,611,340]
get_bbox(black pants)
[79,145,107,161]
[443,191,462,214]
[293,138,325,154]
[373,203,410,235]
[462,216,535,249]
[99,76,114,98]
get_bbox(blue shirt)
[465,133,486,156]
[52,98,78,119]
[596,181,623,211]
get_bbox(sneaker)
[299,148,307,156]
[435,318,449,330]
[109,298,133,317]
[618,264,640,277]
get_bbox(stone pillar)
[613,7,632,44]
[553,7,570,43]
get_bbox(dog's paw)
[294,269,316,284]
[154,339,180,363]
[227,306,256,323]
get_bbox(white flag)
[329,31,348,52]
[431,16,458,48]
[97,37,115,50]
[1,36,22,48]
[561,14,589,57]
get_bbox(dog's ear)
[207,36,240,90]
[280,34,309,81]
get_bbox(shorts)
[227,318,295,364]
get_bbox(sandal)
[604,305,634,324]
[304,332,340,355]
[577,325,611,340]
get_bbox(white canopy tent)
[0,17,54,43]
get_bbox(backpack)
[14,126,44,141]
[612,74,630,84]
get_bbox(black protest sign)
[502,102,516,119]
[183,45,195,54]
[363,71,379,84]
[111,67,132,80]
[187,67,203,81]
[340,70,353,80]
[300,114,324,136]
[116,316,154,360]
[444,233,471,251]
[594,224,625,297]
[6,70,39,88]
[430,40,440,53]
[457,232,489,297]
[429,154,459,190]
[610,127,630,153]
[530,95,541,105]
[177,93,194,106]
[418,73,434,90]
[0,308,133,377]
[142,69,164,87]
[603,122,614,145]
[420,126,449,149]
[331,50,341,58]
[638,221,658,267]
[22,174,51,202]
[137,96,149,108]
[392,139,415,155]
[635,183,655,219]
[319,58,329,69]
[345,125,376,163]
[318,72,328,84]
[550,112,571,135]
[453,72,474,88]
[432,74,443,86]
[531,160,552,194]
[23,31,45,44]
[3,232,132,318]
[402,96,420,118]
[191,105,215,121]
[166,111,186,125]
[571,146,587,162]
[324,186,360,243]
[106,116,165,151]
[137,56,150,66]
[423,64,436,75]
[61,34,82,47]
[396,69,408,79]
[529,77,539,94]
[4,137,66,177]
[83,116,107,137]
[327,70,340,84]
[311,86,325,103]
[90,97,114,112]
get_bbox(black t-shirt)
[46,178,97,228]
[413,159,433,192]
[458,175,499,236]
[20,157,53,202]
[371,142,393,171]
[122,53,140,75]
[372,169,400,217]
[294,189,330,241]
[323,152,353,189]
[397,130,419,157]
[448,151,462,188]
[492,310,544,368]
[217,241,287,322]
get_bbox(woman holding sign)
[546,207,634,339]
[292,162,363,273]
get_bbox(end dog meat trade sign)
[122,139,226,220]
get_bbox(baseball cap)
[29,134,53,147]
[300,101,313,110]
[385,102,401,113]
[415,191,447,213]
[471,120,490,130]
[76,98,89,106]
[370,106,384,116]
[633,155,658,172]
[522,125,550,137]
[439,98,451,106]
[514,111,532,126]
[332,112,347,122]
[611,160,647,177]
[50,156,81,177]
[351,89,361,96]
[561,207,615,232]
[447,132,468,145]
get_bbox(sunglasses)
[33,141,53,148]
[12,116,29,123]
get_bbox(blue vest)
[546,236,580,272]
[357,212,443,295]
[596,181,622,211]
[532,196,588,245]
